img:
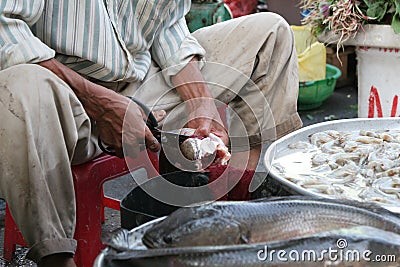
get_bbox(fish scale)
[224,202,393,243]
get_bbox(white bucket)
[357,46,400,118]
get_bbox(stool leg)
[73,178,104,267]
[100,187,106,224]
[4,204,26,262]
[71,152,160,266]
[3,210,17,261]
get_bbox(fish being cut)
[141,197,400,249]
[179,132,231,170]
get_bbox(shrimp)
[355,136,383,145]
[376,167,400,178]
[309,132,335,146]
[327,161,358,179]
[320,140,344,154]
[288,141,313,150]
[373,177,400,195]
[311,153,330,166]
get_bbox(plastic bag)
[291,25,326,82]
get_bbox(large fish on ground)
[142,197,400,248]
[99,226,400,267]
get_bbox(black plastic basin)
[120,171,289,230]
[120,171,210,230]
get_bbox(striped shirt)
[0,0,206,83]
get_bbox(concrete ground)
[0,85,358,266]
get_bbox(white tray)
[264,118,400,214]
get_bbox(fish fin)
[250,195,326,203]
[102,228,131,251]
[106,243,266,260]
[252,196,400,220]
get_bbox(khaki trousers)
[0,12,301,262]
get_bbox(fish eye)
[163,235,173,244]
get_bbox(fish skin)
[142,197,400,249]
[102,226,400,267]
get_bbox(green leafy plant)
[301,0,400,47]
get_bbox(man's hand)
[38,59,161,158]
[172,58,229,145]
[93,91,161,158]
[185,97,228,145]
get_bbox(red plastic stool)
[3,150,159,267]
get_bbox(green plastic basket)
[298,64,342,111]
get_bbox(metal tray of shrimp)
[264,117,400,214]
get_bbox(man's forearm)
[172,57,214,107]
[38,59,122,121]
[171,57,229,145]
[37,58,159,157]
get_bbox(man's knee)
[250,12,293,41]
[0,64,70,106]
[254,12,288,26]
[0,63,53,81]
